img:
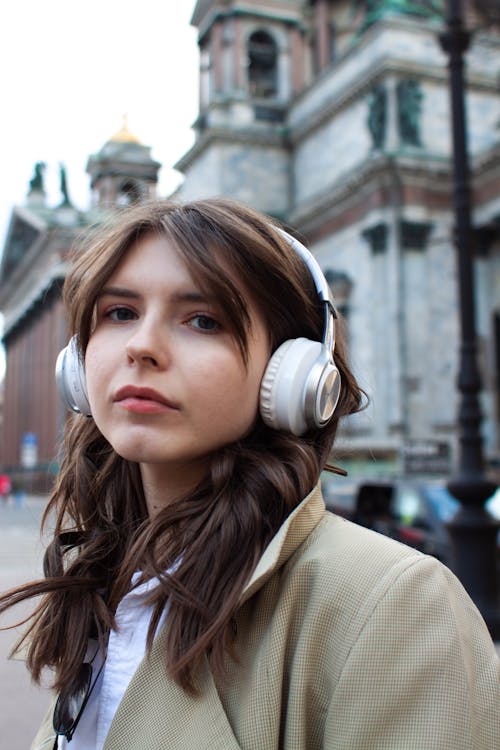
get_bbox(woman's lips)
[114,386,180,414]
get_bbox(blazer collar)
[239,482,325,605]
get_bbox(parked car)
[322,474,500,567]
[395,481,500,564]
[391,482,459,564]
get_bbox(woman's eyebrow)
[170,291,216,305]
[98,286,217,305]
[98,286,141,300]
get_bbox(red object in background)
[0,474,11,496]
[398,526,426,547]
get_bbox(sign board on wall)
[21,432,38,469]
[401,440,451,476]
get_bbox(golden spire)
[109,114,142,144]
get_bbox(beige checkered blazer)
[32,484,499,749]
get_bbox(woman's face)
[85,233,270,489]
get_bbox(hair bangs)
[66,220,157,351]
[156,214,256,365]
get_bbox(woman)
[1,198,498,749]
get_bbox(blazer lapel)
[104,484,325,750]
[103,626,242,750]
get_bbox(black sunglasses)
[52,644,105,745]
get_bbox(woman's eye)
[106,307,136,322]
[189,314,220,332]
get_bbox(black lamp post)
[438,0,500,637]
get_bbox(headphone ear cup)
[316,361,341,425]
[260,338,324,436]
[55,336,92,417]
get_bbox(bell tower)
[86,117,161,210]
[193,0,307,128]
[175,1,308,217]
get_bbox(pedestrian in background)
[0,198,498,749]
[0,474,11,501]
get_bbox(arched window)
[248,30,278,98]
[324,269,353,319]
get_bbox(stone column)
[234,17,246,92]
[385,75,399,152]
[212,18,224,93]
[316,0,331,72]
[290,26,304,94]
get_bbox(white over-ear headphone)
[55,335,92,417]
[55,227,341,435]
[258,228,340,435]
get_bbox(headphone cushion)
[260,337,323,435]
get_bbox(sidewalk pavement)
[0,495,52,749]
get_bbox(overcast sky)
[0,1,199,247]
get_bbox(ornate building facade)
[0,1,499,485]
[173,0,500,473]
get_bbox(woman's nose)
[125,322,169,368]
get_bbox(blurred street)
[0,495,52,749]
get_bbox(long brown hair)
[0,198,363,692]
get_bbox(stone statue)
[28,162,46,193]
[59,163,71,206]
[357,0,441,27]
[397,78,423,146]
[367,83,387,150]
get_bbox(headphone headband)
[275,228,331,303]
[275,227,336,354]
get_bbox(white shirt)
[58,574,167,750]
